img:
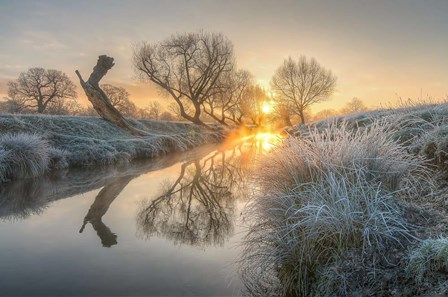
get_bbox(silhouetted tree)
[0,97,31,114]
[272,100,294,127]
[101,84,137,117]
[160,111,175,121]
[7,67,77,113]
[133,31,234,126]
[341,97,368,114]
[240,85,268,126]
[45,98,85,115]
[203,69,252,125]
[76,55,148,136]
[312,108,338,122]
[271,56,336,124]
[148,101,162,119]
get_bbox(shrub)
[0,133,50,181]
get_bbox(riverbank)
[0,114,223,183]
[242,102,448,297]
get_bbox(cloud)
[0,64,25,79]
[19,30,67,51]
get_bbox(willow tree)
[133,31,234,126]
[271,56,336,124]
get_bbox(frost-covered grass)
[0,114,222,182]
[241,116,433,296]
[406,237,448,284]
[313,102,448,169]
[0,133,50,182]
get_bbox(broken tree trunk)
[75,55,148,136]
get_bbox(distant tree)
[168,102,191,121]
[312,108,338,122]
[101,84,137,117]
[134,107,151,120]
[7,67,77,113]
[148,101,162,120]
[133,31,234,126]
[81,106,100,117]
[272,102,294,127]
[46,98,84,115]
[160,111,175,121]
[341,97,368,114]
[271,56,336,124]
[0,97,31,114]
[239,85,269,126]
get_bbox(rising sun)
[262,102,272,114]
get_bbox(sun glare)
[262,102,272,114]
[255,132,282,152]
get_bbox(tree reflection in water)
[79,175,136,247]
[137,143,257,247]
[0,132,282,249]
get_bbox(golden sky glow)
[0,0,447,112]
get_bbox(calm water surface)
[0,135,278,296]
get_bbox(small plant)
[406,237,448,284]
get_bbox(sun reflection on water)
[254,132,283,152]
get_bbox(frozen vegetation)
[0,114,222,183]
[241,102,448,296]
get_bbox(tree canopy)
[7,67,77,113]
[133,31,235,126]
[271,56,336,124]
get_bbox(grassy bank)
[241,103,448,297]
[0,114,222,183]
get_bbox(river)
[0,133,281,296]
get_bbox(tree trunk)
[284,114,292,126]
[37,100,45,113]
[299,110,306,125]
[75,55,148,136]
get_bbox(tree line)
[1,30,368,126]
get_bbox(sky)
[0,0,447,112]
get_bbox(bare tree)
[148,101,162,119]
[312,108,338,122]
[133,31,234,126]
[168,102,191,121]
[159,111,175,121]
[271,56,336,124]
[76,55,148,136]
[239,85,268,126]
[7,67,77,113]
[203,69,252,125]
[0,97,30,114]
[341,97,368,114]
[272,101,294,126]
[101,84,137,117]
[45,98,84,115]
[80,106,100,117]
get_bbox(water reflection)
[79,175,136,247]
[137,147,250,247]
[0,150,192,222]
[135,133,285,247]
[0,133,282,249]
